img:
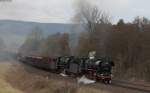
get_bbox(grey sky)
[0,0,149,23]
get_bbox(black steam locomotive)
[18,55,114,84]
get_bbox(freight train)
[17,54,114,84]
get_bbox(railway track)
[112,80,150,93]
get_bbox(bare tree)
[59,33,70,56]
[74,1,111,32]
[74,1,111,57]
[19,26,44,56]
[40,32,70,57]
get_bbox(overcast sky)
[0,0,149,23]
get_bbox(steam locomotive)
[17,53,114,84]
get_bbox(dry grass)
[4,61,111,93]
[0,62,22,93]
